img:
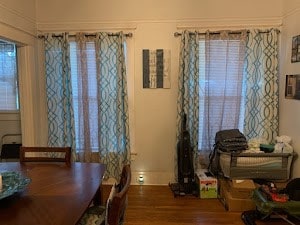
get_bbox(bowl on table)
[260,144,275,153]
[0,171,31,200]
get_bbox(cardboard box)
[219,179,256,212]
[229,179,256,199]
[222,187,256,211]
[196,169,218,198]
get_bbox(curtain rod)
[174,31,248,37]
[38,32,133,39]
[174,29,280,37]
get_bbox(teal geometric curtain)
[43,33,76,159]
[43,32,129,180]
[177,30,200,174]
[244,29,279,143]
[95,32,130,179]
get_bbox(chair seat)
[78,205,106,225]
[79,165,131,225]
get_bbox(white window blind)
[0,40,19,111]
[69,41,99,151]
[198,38,245,150]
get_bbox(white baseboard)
[102,171,175,186]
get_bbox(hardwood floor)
[101,185,298,225]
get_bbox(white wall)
[282,0,300,15]
[36,0,283,22]
[0,0,40,147]
[34,0,286,185]
[280,5,300,178]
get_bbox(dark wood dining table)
[0,162,105,225]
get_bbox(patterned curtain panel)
[44,33,76,159]
[244,29,279,143]
[96,32,130,179]
[74,32,130,180]
[177,31,200,174]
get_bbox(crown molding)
[282,7,300,19]
[36,17,284,34]
[36,21,137,33]
[176,17,283,31]
[0,3,36,36]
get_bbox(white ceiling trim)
[37,21,137,33]
[282,7,300,19]
[176,17,283,31]
[0,3,36,36]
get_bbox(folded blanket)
[215,129,248,152]
[215,129,246,143]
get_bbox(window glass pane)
[70,39,128,152]
[70,41,99,151]
[198,38,245,151]
[198,39,205,148]
[0,40,19,111]
[69,42,80,148]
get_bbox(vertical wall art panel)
[285,74,300,99]
[291,35,300,63]
[142,49,171,88]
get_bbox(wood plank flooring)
[101,185,298,225]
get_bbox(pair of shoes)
[241,210,257,225]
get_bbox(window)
[69,41,99,151]
[0,40,19,111]
[69,39,131,153]
[198,37,246,151]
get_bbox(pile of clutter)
[246,135,294,153]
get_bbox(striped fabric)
[143,49,170,88]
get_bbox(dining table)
[0,162,105,225]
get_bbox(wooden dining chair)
[77,164,131,225]
[19,146,72,165]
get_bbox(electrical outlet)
[137,174,144,184]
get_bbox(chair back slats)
[19,146,72,165]
[108,165,131,225]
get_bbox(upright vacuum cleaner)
[169,113,197,197]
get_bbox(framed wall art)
[291,35,300,63]
[285,74,300,99]
[142,49,171,89]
